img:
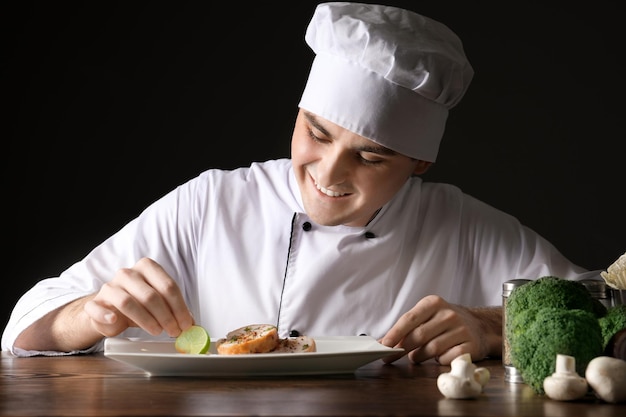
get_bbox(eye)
[306,125,385,166]
[358,152,384,165]
[307,128,329,144]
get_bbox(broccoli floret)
[509,307,603,393]
[504,276,607,394]
[506,276,607,324]
[598,305,626,350]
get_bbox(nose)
[316,148,350,187]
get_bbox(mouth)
[314,181,347,197]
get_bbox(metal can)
[580,279,613,308]
[502,279,531,383]
[612,289,625,307]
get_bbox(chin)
[302,206,341,226]
[305,212,338,226]
[302,192,361,227]
[306,208,362,227]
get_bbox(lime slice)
[175,325,211,354]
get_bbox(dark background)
[3,2,624,333]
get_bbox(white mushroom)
[585,356,626,403]
[543,354,588,401]
[474,366,491,389]
[437,353,485,399]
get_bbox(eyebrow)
[303,111,398,156]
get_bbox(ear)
[412,160,432,175]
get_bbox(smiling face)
[291,110,431,227]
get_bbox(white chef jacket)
[1,159,599,356]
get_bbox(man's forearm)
[14,295,103,353]
[469,306,503,359]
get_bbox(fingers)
[83,298,117,325]
[86,258,193,338]
[380,295,443,363]
[381,295,480,364]
[381,294,445,349]
[407,325,469,364]
[132,258,194,335]
[84,297,126,338]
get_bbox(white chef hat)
[298,2,474,162]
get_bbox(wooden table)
[1,350,623,416]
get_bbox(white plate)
[104,336,404,377]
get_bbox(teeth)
[315,182,346,197]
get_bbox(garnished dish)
[104,330,402,377]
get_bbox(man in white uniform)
[1,2,599,364]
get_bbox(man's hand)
[84,257,193,338]
[14,257,193,353]
[380,295,502,365]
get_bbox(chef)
[1,2,600,364]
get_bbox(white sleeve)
[1,175,203,356]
